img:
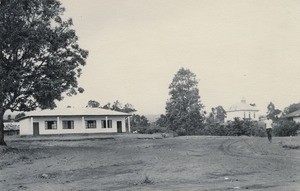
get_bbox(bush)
[273,119,300,137]
[131,125,167,134]
[199,118,267,137]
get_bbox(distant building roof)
[18,107,131,121]
[4,122,20,131]
[226,99,259,112]
[283,109,300,118]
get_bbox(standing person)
[265,116,273,143]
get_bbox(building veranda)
[17,108,131,136]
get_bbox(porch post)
[82,116,85,129]
[57,117,60,129]
[30,117,33,135]
[105,116,108,128]
[127,116,131,132]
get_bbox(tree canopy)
[0,0,88,145]
[165,68,204,135]
[267,102,281,121]
[86,100,100,108]
[207,106,227,124]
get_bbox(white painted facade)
[18,108,131,136]
[293,116,300,123]
[225,99,259,122]
[283,109,300,123]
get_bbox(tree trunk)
[0,108,7,146]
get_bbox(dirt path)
[1,135,300,191]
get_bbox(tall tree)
[131,114,149,127]
[86,100,100,108]
[267,102,281,121]
[0,0,88,145]
[102,102,111,110]
[111,100,122,112]
[122,103,136,113]
[207,106,227,124]
[165,68,204,135]
[156,114,167,127]
[215,106,227,123]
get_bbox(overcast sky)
[58,0,300,115]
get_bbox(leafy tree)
[122,103,136,113]
[273,119,300,136]
[165,68,204,135]
[215,106,227,123]
[111,100,122,112]
[131,114,149,127]
[283,103,300,116]
[267,102,281,121]
[156,114,168,127]
[86,100,100,108]
[207,106,227,124]
[0,0,88,145]
[102,103,111,110]
[102,101,136,113]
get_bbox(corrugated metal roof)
[19,107,131,120]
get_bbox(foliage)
[86,100,100,108]
[122,103,137,113]
[101,100,136,113]
[283,103,300,116]
[273,119,300,137]
[165,68,204,135]
[199,118,266,137]
[266,102,281,121]
[131,114,150,128]
[0,0,88,145]
[156,114,167,127]
[206,106,227,124]
[111,100,122,112]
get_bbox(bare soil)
[1,134,300,191]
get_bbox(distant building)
[225,99,259,121]
[17,108,131,136]
[4,122,20,136]
[283,109,300,123]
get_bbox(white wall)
[19,116,128,135]
[19,118,33,135]
[293,116,300,123]
[226,111,258,121]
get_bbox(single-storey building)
[18,107,131,136]
[226,99,259,121]
[4,122,20,136]
[283,109,300,123]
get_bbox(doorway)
[117,121,122,133]
[33,122,39,136]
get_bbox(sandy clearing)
[1,134,300,191]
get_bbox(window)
[101,120,112,128]
[86,120,96,128]
[45,121,57,130]
[62,120,74,129]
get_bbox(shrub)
[273,119,300,137]
[131,125,167,134]
[248,121,266,137]
[200,118,266,137]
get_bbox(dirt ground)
[1,134,300,191]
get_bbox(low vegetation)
[136,117,300,137]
